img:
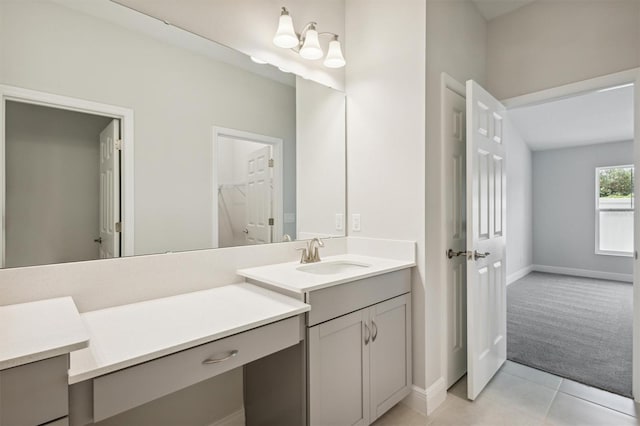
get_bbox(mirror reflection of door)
[217,136,279,248]
[4,101,120,267]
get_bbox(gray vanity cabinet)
[307,293,411,426]
[0,355,69,426]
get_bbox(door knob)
[447,249,469,259]
[94,237,102,244]
[473,250,490,260]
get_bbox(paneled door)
[466,80,507,400]
[444,87,468,388]
[98,119,120,259]
[245,145,273,245]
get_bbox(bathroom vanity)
[238,252,415,426]
[0,298,89,426]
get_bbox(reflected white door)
[99,119,120,259]
[466,80,507,400]
[245,145,272,244]
[444,87,468,388]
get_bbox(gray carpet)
[507,272,632,397]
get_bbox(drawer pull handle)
[202,350,239,364]
[371,320,378,342]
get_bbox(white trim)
[439,73,467,400]
[207,408,245,426]
[532,264,633,283]
[401,385,427,416]
[502,68,639,108]
[211,127,284,248]
[0,84,135,265]
[507,265,533,285]
[426,377,447,415]
[633,67,640,402]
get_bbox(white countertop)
[69,283,309,384]
[237,254,415,294]
[0,297,89,371]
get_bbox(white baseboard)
[426,377,447,415]
[209,409,245,426]
[507,265,533,285]
[532,264,633,283]
[401,385,427,415]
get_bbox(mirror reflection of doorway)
[4,101,120,267]
[214,128,283,249]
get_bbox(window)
[596,165,634,256]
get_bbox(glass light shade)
[299,29,323,60]
[273,14,299,49]
[323,39,346,68]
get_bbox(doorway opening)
[0,85,135,268]
[505,81,634,398]
[212,127,283,248]
[442,69,639,402]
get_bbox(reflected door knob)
[473,250,490,260]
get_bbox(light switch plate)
[352,214,361,232]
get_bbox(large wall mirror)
[0,0,346,268]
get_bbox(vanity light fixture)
[272,7,346,69]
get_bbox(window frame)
[595,164,635,257]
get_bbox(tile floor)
[372,361,640,426]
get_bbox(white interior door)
[98,119,120,259]
[466,80,507,400]
[444,87,468,388]
[245,145,273,244]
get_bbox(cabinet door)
[308,309,370,426]
[369,294,412,421]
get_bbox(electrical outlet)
[352,214,361,232]
[335,213,344,231]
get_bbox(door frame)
[211,126,284,248]
[501,67,639,401]
[0,84,135,266]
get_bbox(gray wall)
[506,120,533,280]
[487,0,640,100]
[5,101,112,268]
[1,0,296,256]
[532,141,634,276]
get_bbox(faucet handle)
[297,247,309,263]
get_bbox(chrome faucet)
[297,237,325,263]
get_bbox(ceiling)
[509,85,634,151]
[471,0,536,21]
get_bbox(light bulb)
[324,38,346,68]
[273,9,299,49]
[299,26,323,60]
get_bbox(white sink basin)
[297,260,371,275]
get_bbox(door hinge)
[268,218,274,226]
[636,251,638,260]
[115,222,122,233]
[115,139,123,150]
[268,158,274,168]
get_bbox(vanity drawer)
[306,269,411,326]
[93,316,301,421]
[0,355,69,426]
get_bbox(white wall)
[532,141,634,278]
[296,76,346,239]
[345,0,426,390]
[5,102,112,268]
[506,120,533,281]
[487,0,640,100]
[425,0,487,398]
[115,0,346,90]
[1,0,296,257]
